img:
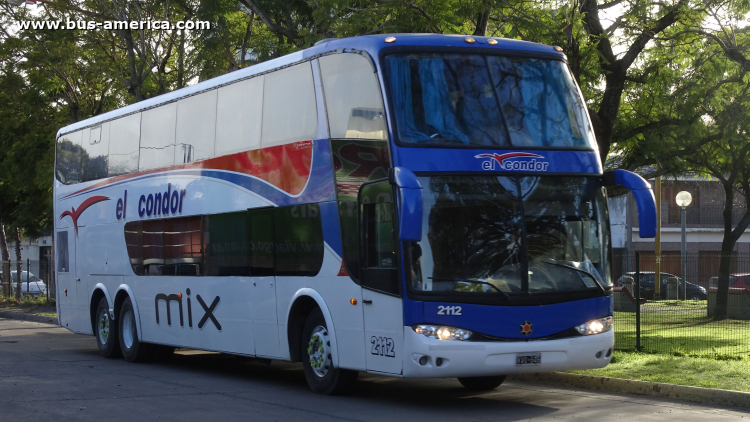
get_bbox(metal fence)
[0,258,54,301]
[612,252,750,358]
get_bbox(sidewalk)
[0,309,58,325]
[0,309,747,408]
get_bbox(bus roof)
[57,34,564,137]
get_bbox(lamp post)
[676,191,692,300]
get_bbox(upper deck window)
[384,53,596,149]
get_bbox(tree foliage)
[1,1,750,315]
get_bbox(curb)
[0,311,58,325]
[509,372,750,408]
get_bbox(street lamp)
[676,191,692,300]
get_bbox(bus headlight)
[413,325,472,341]
[575,316,613,335]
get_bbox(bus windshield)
[408,176,610,302]
[384,53,595,148]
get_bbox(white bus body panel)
[402,327,614,378]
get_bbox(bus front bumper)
[402,326,614,378]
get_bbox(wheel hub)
[306,325,331,377]
[98,310,109,345]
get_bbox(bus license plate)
[516,352,542,365]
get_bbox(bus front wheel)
[95,297,121,358]
[301,308,358,395]
[458,375,506,391]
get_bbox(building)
[609,175,750,286]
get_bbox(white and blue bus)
[54,34,657,394]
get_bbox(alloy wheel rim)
[122,309,135,349]
[306,325,331,378]
[98,310,109,345]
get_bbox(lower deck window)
[124,205,324,277]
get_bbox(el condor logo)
[59,195,110,235]
[475,152,550,172]
[155,288,221,331]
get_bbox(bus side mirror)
[390,167,423,241]
[603,169,657,238]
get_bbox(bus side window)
[176,90,217,163]
[203,212,251,276]
[108,112,140,177]
[140,103,177,171]
[359,182,399,295]
[319,53,387,140]
[55,130,84,185]
[81,123,110,182]
[273,205,324,277]
[261,63,318,147]
[216,77,264,157]
[56,231,69,273]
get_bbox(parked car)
[729,274,750,289]
[4,271,47,298]
[615,271,707,300]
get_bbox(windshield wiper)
[428,277,511,299]
[540,260,607,293]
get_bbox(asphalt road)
[0,318,747,422]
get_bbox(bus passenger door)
[248,208,280,358]
[56,228,83,332]
[359,182,403,375]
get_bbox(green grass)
[614,300,750,357]
[0,293,55,315]
[570,351,750,392]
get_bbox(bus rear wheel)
[95,297,121,358]
[301,308,358,395]
[118,297,154,363]
[458,375,506,391]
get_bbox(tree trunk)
[714,181,737,320]
[0,224,10,297]
[12,227,22,300]
[473,9,490,36]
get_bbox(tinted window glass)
[262,63,318,147]
[274,205,324,276]
[338,200,359,278]
[176,90,217,163]
[56,131,83,184]
[487,57,595,148]
[216,76,263,157]
[56,230,69,273]
[142,219,166,275]
[248,208,275,276]
[108,113,141,176]
[123,205,322,277]
[81,123,109,182]
[205,211,250,276]
[385,54,509,146]
[126,217,202,276]
[163,217,202,276]
[140,103,176,171]
[124,220,143,275]
[319,54,386,140]
[364,202,396,268]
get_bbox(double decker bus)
[54,34,657,394]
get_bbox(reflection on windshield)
[409,176,610,297]
[385,54,596,148]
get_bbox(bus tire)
[301,308,358,395]
[118,297,153,363]
[458,375,506,391]
[95,296,121,358]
